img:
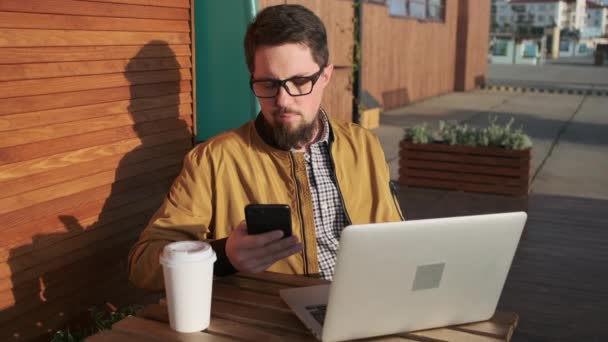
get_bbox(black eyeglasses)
[249,67,325,98]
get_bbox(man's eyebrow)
[254,71,314,80]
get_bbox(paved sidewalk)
[487,58,608,93]
[373,90,608,341]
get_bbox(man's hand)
[226,221,303,273]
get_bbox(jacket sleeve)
[127,146,233,291]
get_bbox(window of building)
[493,39,509,56]
[538,15,545,22]
[409,0,426,18]
[384,0,445,21]
[539,4,546,11]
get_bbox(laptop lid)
[321,212,526,342]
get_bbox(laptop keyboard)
[305,304,327,325]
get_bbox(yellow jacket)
[128,116,404,290]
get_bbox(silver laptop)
[280,212,527,342]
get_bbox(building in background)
[585,1,608,37]
[492,0,607,37]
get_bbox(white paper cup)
[160,241,217,333]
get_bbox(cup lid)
[159,241,216,266]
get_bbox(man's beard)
[270,108,319,150]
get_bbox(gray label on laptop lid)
[412,262,445,291]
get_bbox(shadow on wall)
[2,41,189,340]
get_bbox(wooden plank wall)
[455,0,492,91]
[0,0,193,340]
[258,0,355,122]
[361,1,460,109]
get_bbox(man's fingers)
[249,244,301,274]
[254,242,303,269]
[240,229,285,249]
[246,235,298,259]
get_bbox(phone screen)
[245,204,292,237]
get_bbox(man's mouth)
[275,110,300,122]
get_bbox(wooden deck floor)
[397,188,608,342]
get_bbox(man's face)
[252,43,333,149]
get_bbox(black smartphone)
[245,204,292,238]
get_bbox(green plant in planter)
[403,123,432,144]
[403,116,532,150]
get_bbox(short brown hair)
[244,4,329,74]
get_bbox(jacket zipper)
[390,181,405,221]
[289,152,309,276]
[327,146,353,225]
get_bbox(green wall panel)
[194,0,260,142]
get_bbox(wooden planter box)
[399,141,531,196]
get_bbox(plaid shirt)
[302,112,348,280]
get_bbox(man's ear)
[319,63,334,88]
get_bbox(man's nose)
[275,84,293,108]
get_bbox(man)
[128,4,403,291]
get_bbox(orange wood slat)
[402,159,527,178]
[0,142,187,202]
[0,57,192,82]
[0,155,183,215]
[1,214,150,285]
[401,150,530,168]
[0,129,190,182]
[401,141,531,158]
[0,0,189,20]
[0,104,192,147]
[0,11,190,32]
[0,93,192,132]
[0,45,191,64]
[0,189,170,262]
[87,0,191,8]
[115,314,300,342]
[401,168,527,187]
[0,69,192,99]
[0,168,179,233]
[0,82,191,116]
[0,176,174,241]
[405,327,506,342]
[0,29,190,48]
[401,177,528,197]
[0,115,192,165]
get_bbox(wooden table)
[87,272,519,341]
